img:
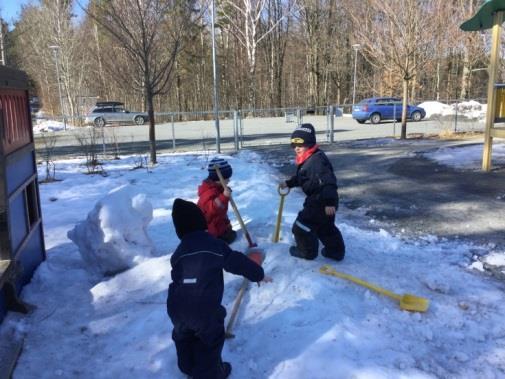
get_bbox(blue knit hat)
[208,157,233,181]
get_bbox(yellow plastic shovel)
[320,265,429,312]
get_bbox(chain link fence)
[33,99,488,160]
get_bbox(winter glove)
[245,247,265,266]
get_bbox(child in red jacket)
[197,157,237,244]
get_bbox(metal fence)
[33,99,488,160]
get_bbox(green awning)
[460,0,505,31]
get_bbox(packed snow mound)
[418,101,452,119]
[67,185,154,276]
[418,100,486,121]
[33,118,75,133]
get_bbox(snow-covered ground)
[3,144,505,379]
[423,142,505,170]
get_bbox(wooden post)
[482,11,504,171]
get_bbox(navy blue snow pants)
[171,306,228,379]
[292,202,345,261]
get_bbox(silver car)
[84,102,148,127]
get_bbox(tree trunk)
[436,60,440,101]
[460,46,471,99]
[146,82,157,164]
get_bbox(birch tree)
[220,0,296,109]
[13,1,86,118]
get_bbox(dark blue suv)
[352,97,426,124]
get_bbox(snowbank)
[33,118,76,133]
[418,100,486,121]
[423,142,505,170]
[67,185,154,276]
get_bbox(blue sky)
[0,0,33,25]
[1,0,88,28]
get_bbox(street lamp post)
[211,0,221,153]
[49,45,66,130]
[352,44,361,109]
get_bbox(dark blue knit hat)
[208,157,232,181]
[172,198,207,239]
[290,123,316,147]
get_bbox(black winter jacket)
[286,149,339,208]
[167,230,264,321]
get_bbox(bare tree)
[39,133,58,182]
[347,0,433,139]
[220,0,296,109]
[74,128,105,175]
[88,0,198,164]
[260,0,294,109]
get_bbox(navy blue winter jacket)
[167,230,264,320]
[286,149,339,208]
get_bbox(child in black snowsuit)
[281,123,345,261]
[167,198,265,379]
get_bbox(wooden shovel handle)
[272,185,289,243]
[225,277,249,338]
[214,164,255,247]
[214,164,258,338]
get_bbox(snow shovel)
[319,265,429,313]
[272,186,290,243]
[214,164,256,248]
[214,165,261,338]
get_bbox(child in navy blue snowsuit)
[281,123,345,261]
[167,198,265,379]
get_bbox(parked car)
[352,97,426,124]
[84,101,148,127]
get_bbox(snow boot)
[221,362,232,378]
[321,247,345,262]
[289,246,317,260]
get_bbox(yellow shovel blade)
[320,265,429,313]
[399,294,429,312]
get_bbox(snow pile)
[419,100,486,121]
[423,142,505,169]
[33,119,75,133]
[67,185,154,276]
[418,101,453,119]
[482,251,505,270]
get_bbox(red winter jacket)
[197,179,232,238]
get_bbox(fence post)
[454,101,458,133]
[239,111,244,149]
[330,106,335,143]
[325,106,332,142]
[101,122,106,157]
[233,110,239,152]
[171,113,176,149]
[296,108,302,125]
[393,102,396,137]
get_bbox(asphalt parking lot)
[254,135,505,256]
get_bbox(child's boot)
[221,362,232,378]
